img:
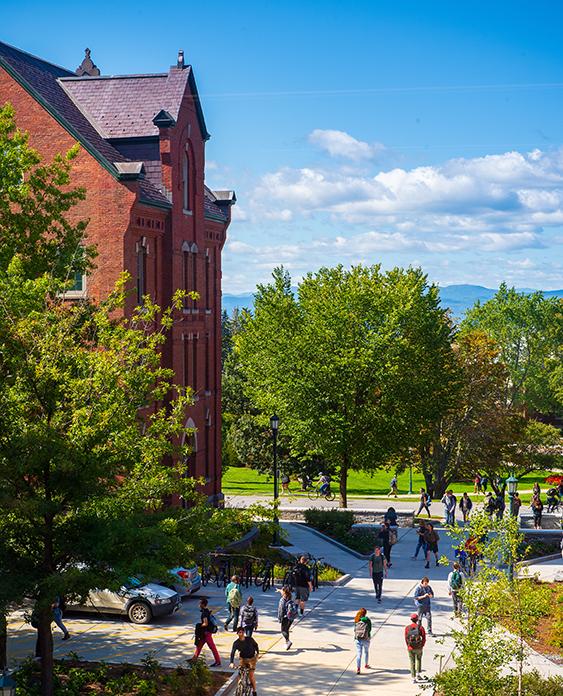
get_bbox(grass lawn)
[223,466,555,503]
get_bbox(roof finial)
[76,48,100,77]
[177,49,185,69]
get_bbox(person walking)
[405,612,426,683]
[229,627,259,696]
[460,492,473,522]
[416,488,431,517]
[533,482,541,498]
[473,475,481,494]
[194,598,221,666]
[495,492,506,520]
[376,521,393,567]
[368,545,388,603]
[281,472,290,494]
[480,475,488,493]
[423,523,440,569]
[441,490,457,526]
[238,596,258,637]
[412,521,428,560]
[353,608,372,674]
[277,586,297,650]
[293,555,313,615]
[388,475,398,497]
[414,577,434,636]
[511,491,522,517]
[52,597,70,641]
[224,575,243,632]
[531,494,544,529]
[546,487,560,513]
[484,492,496,516]
[447,562,464,617]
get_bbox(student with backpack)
[193,598,221,666]
[447,562,464,616]
[353,608,372,674]
[413,576,434,636]
[293,556,313,615]
[460,492,473,522]
[224,575,243,632]
[277,586,298,650]
[412,521,428,560]
[416,488,431,517]
[405,612,426,683]
[423,523,440,569]
[238,596,259,637]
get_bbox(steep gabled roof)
[0,41,171,208]
[60,68,209,140]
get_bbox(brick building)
[0,42,235,504]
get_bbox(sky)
[2,1,563,293]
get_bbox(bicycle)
[308,485,336,502]
[234,665,253,696]
[254,559,274,592]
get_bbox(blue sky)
[2,1,563,292]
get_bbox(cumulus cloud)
[250,146,563,253]
[309,129,385,161]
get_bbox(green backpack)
[227,586,242,608]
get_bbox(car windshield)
[123,577,142,590]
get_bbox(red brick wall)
[1,66,228,503]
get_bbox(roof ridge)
[60,73,169,81]
[0,39,73,76]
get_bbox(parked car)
[165,565,202,597]
[65,577,181,624]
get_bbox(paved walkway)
[7,523,562,695]
[521,555,563,583]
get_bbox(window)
[61,270,87,299]
[182,241,198,310]
[136,238,148,304]
[182,150,191,213]
[205,249,210,309]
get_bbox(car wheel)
[128,602,152,624]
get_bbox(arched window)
[136,237,148,304]
[182,150,191,212]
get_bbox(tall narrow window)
[183,335,191,387]
[204,333,210,393]
[182,151,190,212]
[205,249,210,309]
[192,335,198,392]
[136,238,147,304]
[191,250,198,309]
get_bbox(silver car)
[65,577,181,624]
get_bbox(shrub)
[304,509,354,537]
[183,658,212,696]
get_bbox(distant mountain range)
[222,284,563,319]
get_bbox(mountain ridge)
[222,284,563,318]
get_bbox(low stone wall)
[519,512,562,530]
[279,506,415,527]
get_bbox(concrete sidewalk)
[252,522,563,696]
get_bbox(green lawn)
[222,465,554,503]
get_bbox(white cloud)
[250,146,563,253]
[309,129,385,161]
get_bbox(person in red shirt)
[404,612,427,683]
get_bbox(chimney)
[177,49,185,69]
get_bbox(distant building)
[0,42,235,504]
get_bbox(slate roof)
[60,72,191,139]
[0,41,221,213]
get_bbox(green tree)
[237,265,454,506]
[462,283,563,416]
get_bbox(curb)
[520,553,562,567]
[214,671,238,696]
[290,523,370,559]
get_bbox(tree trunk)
[39,608,54,696]
[339,454,348,508]
[0,611,6,670]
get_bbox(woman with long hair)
[353,608,372,674]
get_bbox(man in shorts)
[230,627,259,696]
[293,555,313,615]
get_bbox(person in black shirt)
[376,522,392,567]
[293,555,313,615]
[230,627,259,695]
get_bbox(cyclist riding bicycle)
[318,472,331,495]
[230,627,259,696]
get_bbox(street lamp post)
[408,463,413,495]
[506,474,519,581]
[507,475,519,517]
[270,414,280,545]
